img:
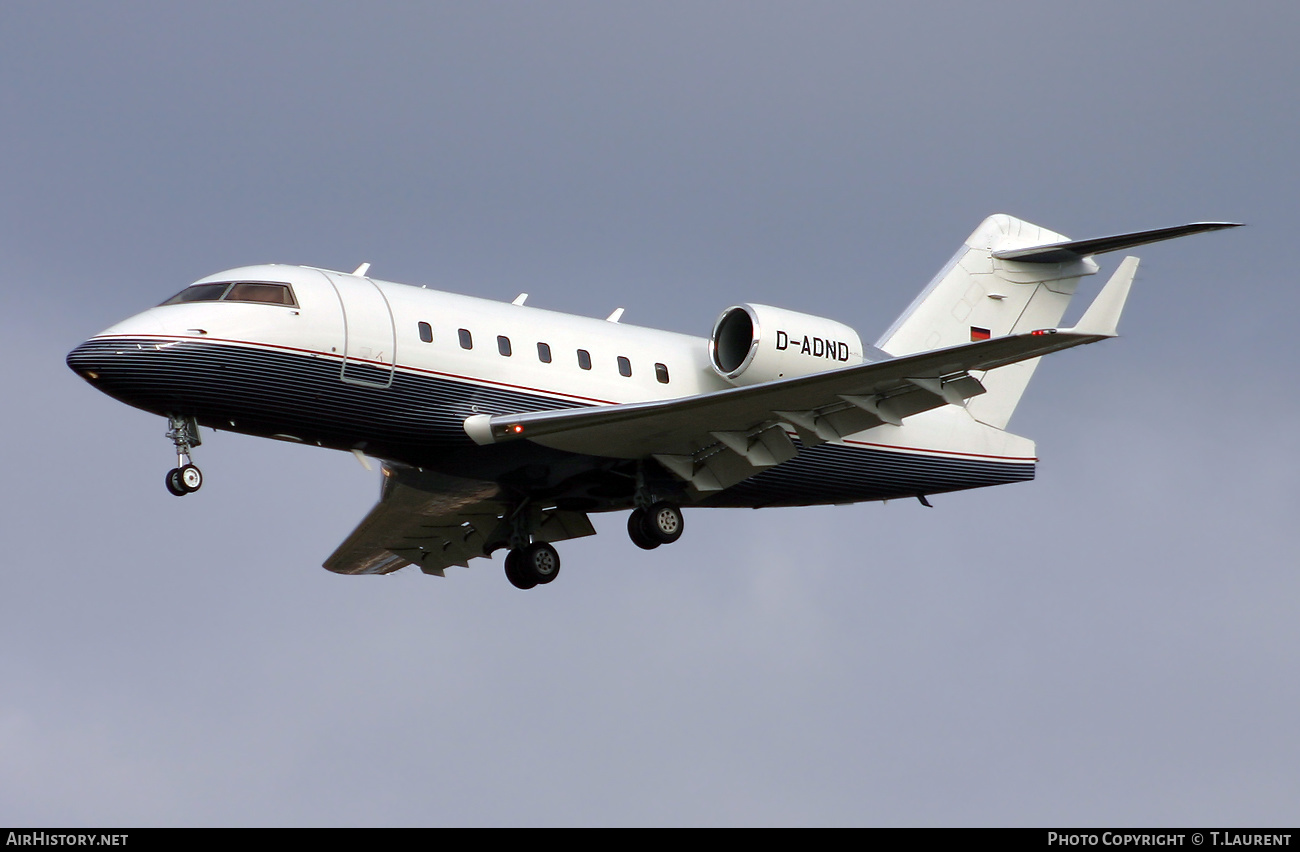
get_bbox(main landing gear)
[163,414,204,496]
[626,462,686,551]
[627,501,685,550]
[499,498,685,589]
[503,541,561,590]
[500,502,562,590]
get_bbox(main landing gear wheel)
[504,542,561,589]
[629,501,685,549]
[628,509,660,550]
[644,501,684,544]
[504,549,536,590]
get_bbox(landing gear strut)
[164,414,203,496]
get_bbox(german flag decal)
[970,326,991,341]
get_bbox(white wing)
[464,260,1137,493]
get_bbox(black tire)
[523,541,561,585]
[627,509,660,550]
[504,549,537,590]
[644,502,684,544]
[165,468,188,497]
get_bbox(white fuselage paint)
[86,263,1037,475]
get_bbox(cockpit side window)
[161,283,230,305]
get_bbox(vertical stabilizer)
[876,215,1100,429]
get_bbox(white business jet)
[67,215,1236,589]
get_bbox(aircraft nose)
[67,334,175,414]
[66,306,170,405]
[67,309,168,382]
[66,337,118,386]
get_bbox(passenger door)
[323,270,396,389]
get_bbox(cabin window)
[655,362,670,384]
[497,335,512,356]
[576,349,592,370]
[617,356,632,377]
[418,322,433,343]
[458,328,473,350]
[537,342,552,363]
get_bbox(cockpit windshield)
[161,281,297,307]
[162,283,229,304]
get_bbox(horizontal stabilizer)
[992,222,1241,264]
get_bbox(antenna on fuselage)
[512,293,529,305]
[351,263,371,277]
[606,308,625,323]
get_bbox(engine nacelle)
[709,303,865,386]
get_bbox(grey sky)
[2,1,1297,826]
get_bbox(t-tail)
[876,214,1239,429]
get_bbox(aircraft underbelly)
[708,440,1035,508]
[66,336,583,470]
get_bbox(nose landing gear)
[164,414,204,496]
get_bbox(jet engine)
[709,303,864,386]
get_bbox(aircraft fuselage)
[67,263,1036,512]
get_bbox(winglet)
[1064,256,1139,337]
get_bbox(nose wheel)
[165,463,203,496]
[164,414,204,496]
